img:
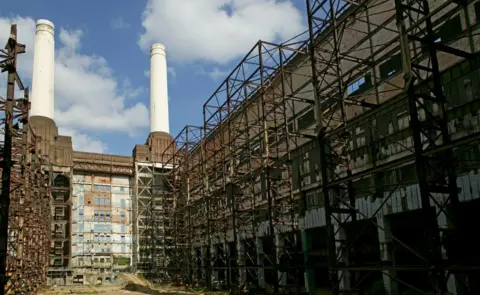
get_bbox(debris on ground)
[41,273,227,295]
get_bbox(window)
[423,15,463,55]
[476,2,480,23]
[465,79,474,102]
[251,142,261,155]
[78,235,84,242]
[93,184,111,192]
[348,76,365,94]
[94,210,111,221]
[78,196,84,206]
[379,53,402,80]
[120,199,126,208]
[121,246,126,253]
[79,223,84,232]
[119,186,125,192]
[121,236,125,244]
[121,225,126,233]
[437,15,462,43]
[348,74,372,95]
[120,211,125,222]
[95,198,111,206]
[297,108,316,131]
[78,208,84,220]
[287,120,295,133]
[94,224,99,232]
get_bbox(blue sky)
[0,0,307,156]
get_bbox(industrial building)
[1,0,480,293]
[0,18,174,291]
[145,0,480,294]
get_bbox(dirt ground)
[39,273,225,295]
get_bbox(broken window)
[348,74,372,95]
[297,107,316,131]
[437,15,462,43]
[379,53,402,80]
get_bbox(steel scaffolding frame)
[149,0,480,293]
[136,161,168,275]
[306,0,479,293]
[0,24,51,294]
[156,39,317,293]
[156,126,203,285]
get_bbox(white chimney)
[150,43,170,134]
[30,19,55,119]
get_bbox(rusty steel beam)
[0,24,50,295]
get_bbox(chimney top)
[151,43,166,57]
[36,19,55,34]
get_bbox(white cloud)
[167,66,176,79]
[0,16,149,153]
[0,16,36,87]
[194,65,229,81]
[54,29,149,133]
[208,67,228,81]
[59,127,108,154]
[138,0,305,64]
[110,17,130,30]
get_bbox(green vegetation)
[113,256,130,265]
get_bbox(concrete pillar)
[237,239,246,283]
[333,221,350,290]
[377,216,398,295]
[275,233,288,286]
[301,230,316,294]
[256,237,266,288]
